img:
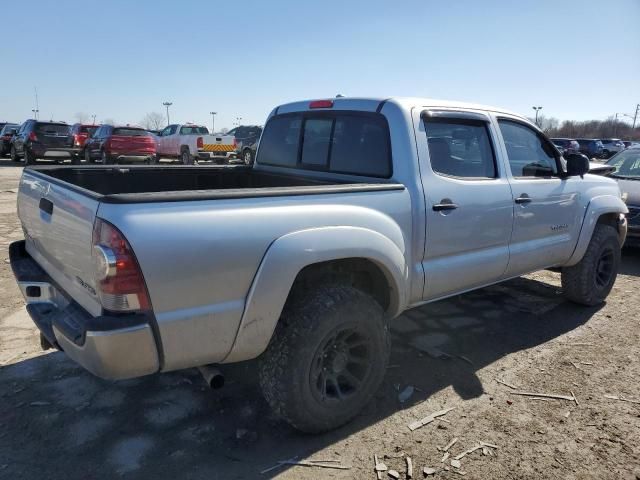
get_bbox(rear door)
[415,109,514,300]
[496,116,583,275]
[18,170,102,315]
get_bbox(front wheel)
[561,224,620,306]
[258,285,389,433]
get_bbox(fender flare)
[565,195,628,266]
[222,226,409,363]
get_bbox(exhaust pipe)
[198,365,225,389]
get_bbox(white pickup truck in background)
[155,123,236,164]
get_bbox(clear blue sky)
[2,0,639,129]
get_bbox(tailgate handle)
[39,198,54,215]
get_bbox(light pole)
[162,102,173,126]
[91,114,97,125]
[633,103,640,130]
[210,111,217,133]
[234,116,242,127]
[532,106,542,126]
[31,109,39,120]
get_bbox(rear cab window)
[257,112,392,178]
[179,126,209,135]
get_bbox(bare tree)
[74,112,89,123]
[220,127,229,134]
[140,112,165,131]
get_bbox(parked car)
[227,125,262,165]
[84,125,156,164]
[601,138,625,158]
[623,141,634,149]
[10,97,627,433]
[0,123,19,156]
[605,147,640,246]
[155,123,236,164]
[576,138,605,159]
[70,123,98,160]
[551,138,580,155]
[10,120,76,164]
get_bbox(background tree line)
[529,114,640,140]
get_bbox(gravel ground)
[0,159,638,480]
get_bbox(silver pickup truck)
[10,97,628,433]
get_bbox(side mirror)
[565,153,590,178]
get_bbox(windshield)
[1,124,18,134]
[607,149,640,178]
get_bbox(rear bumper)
[111,152,156,161]
[9,240,159,379]
[31,146,80,158]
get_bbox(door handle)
[39,198,54,215]
[432,201,459,211]
[515,195,532,204]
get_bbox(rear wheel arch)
[222,227,408,363]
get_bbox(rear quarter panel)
[97,188,413,371]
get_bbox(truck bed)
[27,165,399,203]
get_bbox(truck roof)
[274,96,527,121]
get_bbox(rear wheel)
[243,148,254,165]
[10,146,20,162]
[258,285,389,433]
[181,148,193,165]
[85,148,92,163]
[101,150,113,165]
[23,148,35,165]
[561,224,620,306]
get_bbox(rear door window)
[423,118,496,179]
[257,113,391,177]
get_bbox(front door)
[495,117,583,276]
[415,109,514,301]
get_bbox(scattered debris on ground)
[408,407,455,431]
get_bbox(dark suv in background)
[0,123,19,156]
[576,138,605,159]
[551,138,580,155]
[10,120,76,164]
[228,125,262,164]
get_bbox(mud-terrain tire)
[23,148,35,165]
[10,146,20,162]
[258,285,390,433]
[561,224,620,306]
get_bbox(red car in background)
[70,123,98,160]
[84,124,157,164]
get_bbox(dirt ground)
[0,158,639,480]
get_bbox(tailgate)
[111,135,155,153]
[17,170,102,316]
[200,134,235,153]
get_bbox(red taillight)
[92,218,151,312]
[197,136,203,149]
[309,100,334,109]
[28,131,38,142]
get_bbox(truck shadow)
[0,274,601,480]
[620,247,640,276]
